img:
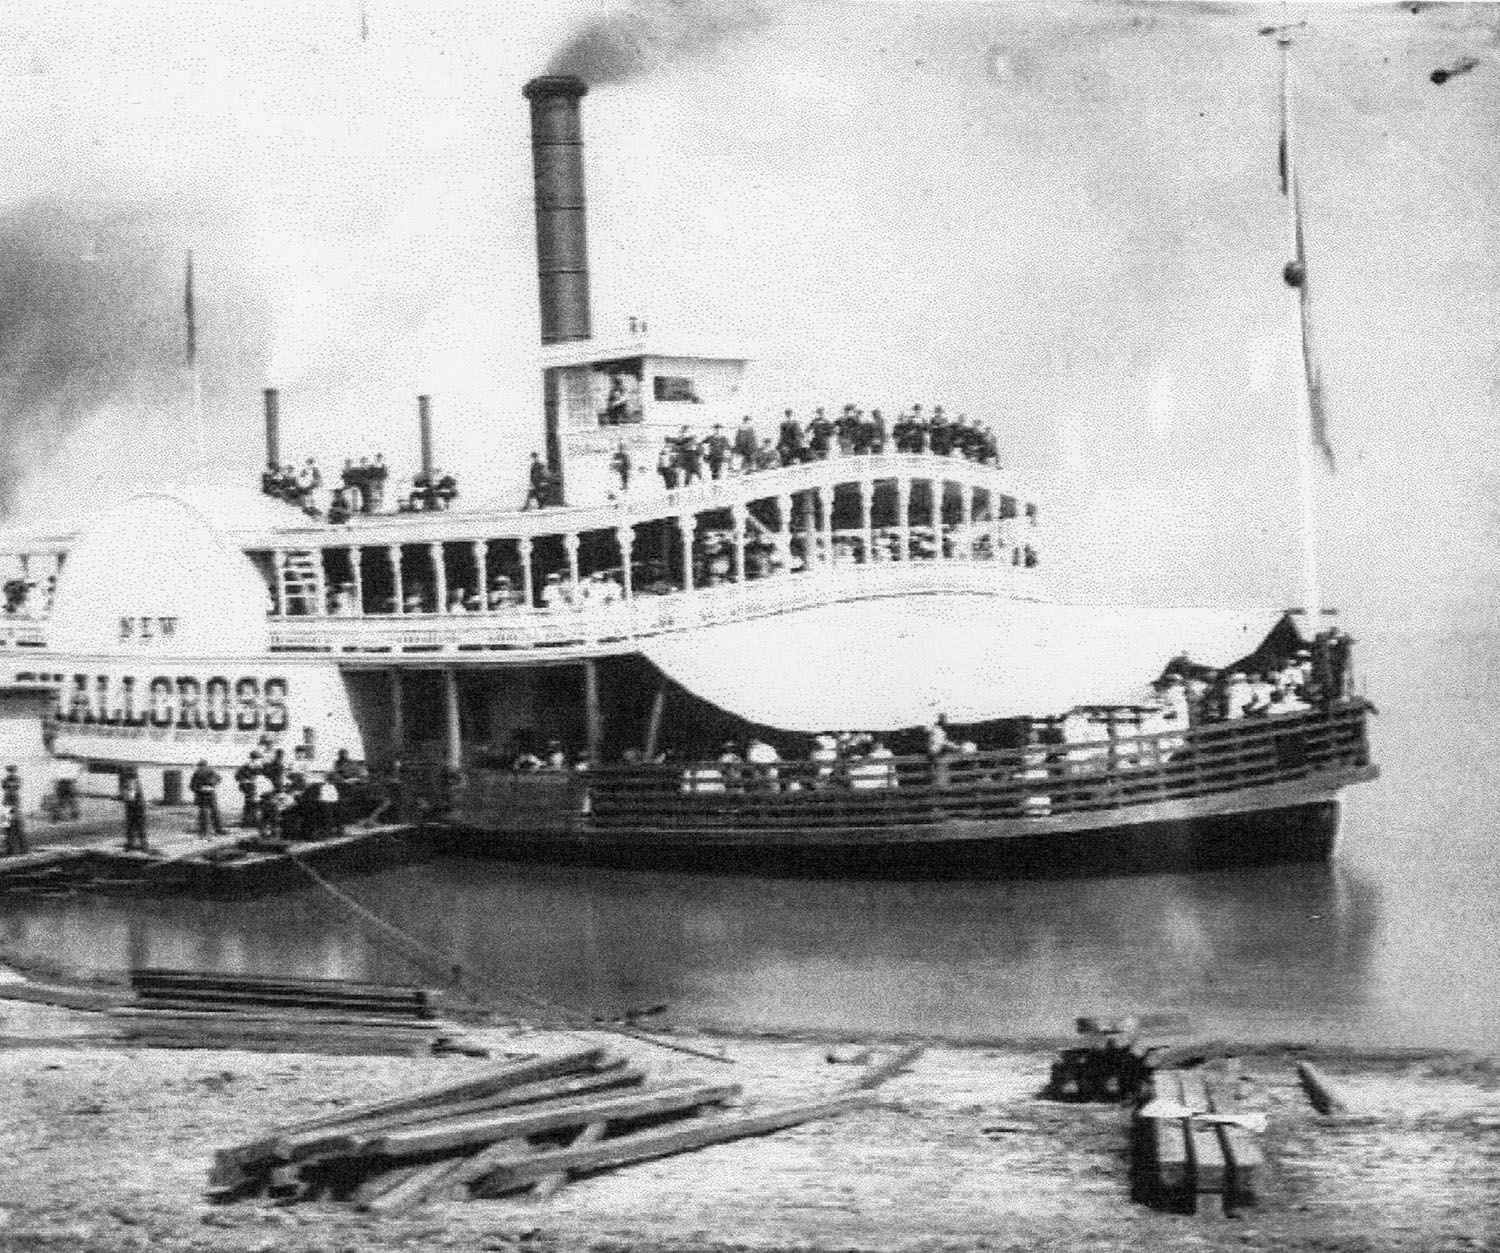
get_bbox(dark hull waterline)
[433,790,1353,881]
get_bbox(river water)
[2,628,1497,1049]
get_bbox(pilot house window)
[653,375,702,403]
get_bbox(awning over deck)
[640,596,1292,732]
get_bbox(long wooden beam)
[469,1091,875,1198]
[274,1066,645,1161]
[372,1082,740,1157]
[218,1047,609,1166]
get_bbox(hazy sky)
[0,1,1495,631]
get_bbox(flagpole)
[184,249,205,475]
[192,365,205,474]
[1278,30,1322,632]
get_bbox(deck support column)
[859,479,873,563]
[350,547,364,614]
[389,669,405,754]
[644,685,667,760]
[896,479,911,561]
[519,536,535,608]
[312,550,327,615]
[817,485,833,566]
[388,545,404,614]
[678,516,695,593]
[272,549,288,616]
[777,492,793,572]
[429,542,447,613]
[932,479,944,559]
[564,532,581,591]
[583,658,602,765]
[442,667,461,773]
[989,496,1003,563]
[730,504,746,582]
[958,483,973,560]
[471,540,486,611]
[615,525,634,600]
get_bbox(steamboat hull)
[435,794,1351,880]
[430,706,1377,879]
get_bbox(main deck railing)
[439,703,1373,837]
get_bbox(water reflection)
[9,628,1500,1050]
[0,853,1384,1045]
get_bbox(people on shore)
[2,766,25,856]
[120,769,149,852]
[189,759,226,838]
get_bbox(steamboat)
[0,69,1376,877]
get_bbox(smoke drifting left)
[545,0,777,85]
[0,196,264,516]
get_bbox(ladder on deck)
[278,550,325,616]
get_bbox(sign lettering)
[55,674,289,734]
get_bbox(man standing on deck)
[705,424,731,480]
[1,767,23,855]
[733,416,758,470]
[234,752,261,827]
[190,759,226,838]
[120,769,149,852]
[523,452,550,510]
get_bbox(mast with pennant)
[1263,19,1333,633]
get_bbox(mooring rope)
[284,849,734,1066]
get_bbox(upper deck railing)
[239,451,1030,549]
[269,560,1042,657]
[0,451,1041,657]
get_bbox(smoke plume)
[0,195,267,515]
[546,0,778,84]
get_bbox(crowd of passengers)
[314,519,1039,616]
[260,456,460,521]
[227,742,375,841]
[568,633,1354,794]
[515,404,1004,509]
[1,574,56,617]
[647,405,1000,491]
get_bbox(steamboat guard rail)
[435,702,1375,838]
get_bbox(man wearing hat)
[120,769,149,852]
[234,752,262,828]
[733,416,758,471]
[1,766,23,855]
[190,758,226,838]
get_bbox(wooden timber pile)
[1046,1013,1230,1104]
[1133,1064,1265,1216]
[112,968,478,1058]
[209,1044,921,1212]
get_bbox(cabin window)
[594,361,643,426]
[653,375,702,403]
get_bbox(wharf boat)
[0,57,1376,879]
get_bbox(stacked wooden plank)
[129,969,436,1018]
[1047,1014,1227,1103]
[115,968,466,1057]
[210,1044,915,1212]
[1134,1065,1264,1215]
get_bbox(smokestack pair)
[262,389,433,476]
[523,75,592,344]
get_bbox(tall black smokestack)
[418,394,434,476]
[263,387,281,468]
[522,75,591,344]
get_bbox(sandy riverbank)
[0,979,1497,1253]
